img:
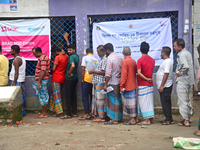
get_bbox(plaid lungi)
[104,84,122,121]
[122,90,137,117]
[33,80,49,106]
[137,86,154,119]
[91,82,106,119]
[11,81,26,116]
[50,82,63,114]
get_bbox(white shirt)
[156,58,173,88]
[9,56,26,82]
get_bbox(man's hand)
[147,78,152,83]
[88,70,94,74]
[12,83,16,86]
[68,73,73,78]
[159,86,164,93]
[37,83,41,91]
[120,89,124,94]
[63,32,69,39]
[103,85,107,92]
[176,72,182,77]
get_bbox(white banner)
[92,18,173,65]
[0,18,51,60]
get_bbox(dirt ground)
[1,96,200,150]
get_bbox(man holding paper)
[103,43,123,125]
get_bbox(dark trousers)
[81,81,93,113]
[66,79,78,116]
[159,84,173,122]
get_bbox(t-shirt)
[35,54,50,82]
[156,58,173,88]
[81,54,98,83]
[137,55,155,86]
[0,54,9,86]
[52,53,69,83]
[66,52,79,81]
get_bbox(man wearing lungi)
[120,47,137,125]
[103,43,123,125]
[174,38,194,127]
[88,45,107,122]
[32,47,50,118]
[137,42,155,125]
[9,45,26,116]
[79,48,98,120]
[156,47,173,125]
[50,46,69,117]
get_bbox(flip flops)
[51,114,63,117]
[193,131,200,136]
[123,121,136,125]
[104,120,118,125]
[35,114,48,119]
[60,115,72,119]
[178,121,191,127]
[79,116,91,120]
[161,121,174,125]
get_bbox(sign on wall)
[93,18,173,65]
[0,18,51,60]
[0,0,17,12]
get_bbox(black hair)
[11,45,20,54]
[86,48,93,54]
[175,38,185,49]
[32,47,42,53]
[67,44,76,50]
[97,45,105,52]
[103,43,114,52]
[140,42,149,54]
[162,46,171,56]
[51,46,62,53]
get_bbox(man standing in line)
[174,38,194,127]
[50,46,69,117]
[79,48,98,120]
[120,47,137,125]
[9,45,26,116]
[32,47,50,118]
[137,42,155,125]
[103,43,123,125]
[88,45,107,122]
[156,46,174,125]
[0,45,9,86]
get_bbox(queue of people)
[0,36,196,128]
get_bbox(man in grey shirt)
[174,38,194,127]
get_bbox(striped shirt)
[35,54,50,81]
[106,52,122,85]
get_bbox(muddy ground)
[1,96,200,150]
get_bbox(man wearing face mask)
[88,45,107,122]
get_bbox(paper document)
[100,86,114,94]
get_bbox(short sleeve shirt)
[137,55,155,86]
[52,53,69,83]
[66,53,79,81]
[0,54,9,86]
[35,54,50,81]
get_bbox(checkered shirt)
[92,55,107,84]
[106,52,122,85]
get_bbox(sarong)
[122,90,137,117]
[11,81,26,116]
[33,80,49,106]
[137,86,154,119]
[104,84,122,121]
[177,82,193,120]
[91,82,106,119]
[49,82,63,114]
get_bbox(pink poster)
[0,19,51,60]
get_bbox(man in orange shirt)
[120,47,137,125]
[50,46,69,117]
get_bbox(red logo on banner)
[129,24,133,28]
[1,26,18,32]
[42,26,45,29]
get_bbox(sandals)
[60,115,72,119]
[193,131,200,136]
[35,114,48,119]
[161,120,174,125]
[137,121,151,125]
[178,121,191,127]
[123,121,136,125]
[104,120,118,125]
[79,116,91,120]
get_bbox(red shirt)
[52,53,69,83]
[120,56,137,91]
[35,54,50,81]
[137,55,155,86]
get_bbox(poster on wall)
[0,0,17,12]
[0,18,51,60]
[92,18,173,65]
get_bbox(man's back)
[0,55,9,86]
[66,53,79,81]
